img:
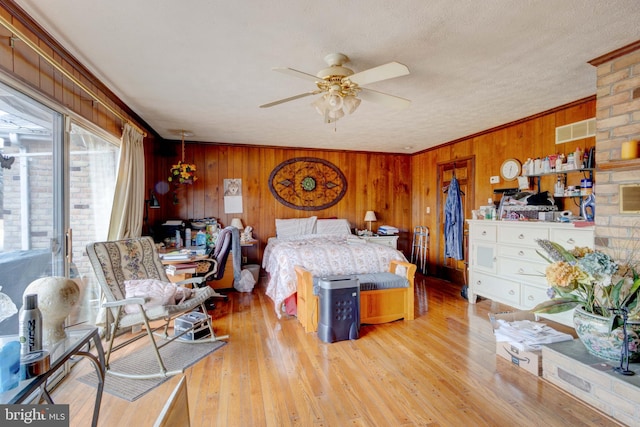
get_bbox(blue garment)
[444,176,464,260]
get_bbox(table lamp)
[230,218,244,230]
[364,211,377,232]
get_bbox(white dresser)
[467,220,595,326]
[361,235,399,249]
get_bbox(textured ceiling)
[13,0,640,153]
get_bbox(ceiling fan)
[260,53,411,123]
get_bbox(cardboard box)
[174,311,211,341]
[496,341,542,376]
[490,311,542,376]
[488,310,539,329]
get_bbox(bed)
[262,217,409,318]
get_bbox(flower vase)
[573,306,640,362]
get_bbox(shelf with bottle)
[525,167,594,197]
[522,167,594,178]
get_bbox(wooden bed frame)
[294,260,417,333]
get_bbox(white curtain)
[107,123,145,240]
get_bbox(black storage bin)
[317,275,360,343]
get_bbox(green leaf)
[535,249,553,264]
[531,297,579,314]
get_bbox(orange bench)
[294,260,417,333]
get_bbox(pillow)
[275,216,317,238]
[316,219,351,235]
[123,279,192,314]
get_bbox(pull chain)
[181,130,185,163]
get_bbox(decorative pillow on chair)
[124,279,192,314]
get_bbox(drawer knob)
[518,268,525,274]
[482,231,487,236]
[518,251,525,256]
[567,238,575,244]
[528,295,534,301]
[509,290,515,295]
[518,234,525,239]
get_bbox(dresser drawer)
[470,271,520,306]
[497,257,547,285]
[521,284,550,309]
[469,223,497,242]
[523,284,575,327]
[497,245,543,262]
[550,228,594,249]
[498,226,548,246]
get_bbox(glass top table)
[0,326,105,427]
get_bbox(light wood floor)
[52,274,621,427]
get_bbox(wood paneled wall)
[145,144,413,261]
[411,99,596,271]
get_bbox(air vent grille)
[555,118,596,145]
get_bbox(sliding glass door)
[0,80,119,334]
[0,82,63,335]
[67,122,119,327]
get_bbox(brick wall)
[594,45,640,264]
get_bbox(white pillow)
[275,216,317,238]
[316,219,351,235]
[123,279,193,314]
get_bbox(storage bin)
[317,275,360,343]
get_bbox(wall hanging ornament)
[268,157,347,210]
[168,130,197,185]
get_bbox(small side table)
[0,327,105,427]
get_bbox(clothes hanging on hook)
[444,175,464,260]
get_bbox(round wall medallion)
[268,157,347,210]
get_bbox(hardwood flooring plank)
[49,275,623,427]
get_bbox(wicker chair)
[86,236,228,379]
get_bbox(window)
[0,80,119,334]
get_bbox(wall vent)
[555,118,596,145]
[620,184,640,214]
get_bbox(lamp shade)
[230,218,244,229]
[364,211,377,222]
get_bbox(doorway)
[436,157,475,284]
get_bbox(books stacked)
[165,263,197,276]
[377,225,399,235]
[160,251,191,261]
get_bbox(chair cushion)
[357,272,410,291]
[118,286,214,328]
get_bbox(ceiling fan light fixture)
[343,95,361,115]
[327,92,343,111]
[312,95,329,115]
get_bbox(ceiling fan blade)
[348,62,410,86]
[259,91,318,108]
[273,67,323,83]
[359,88,411,110]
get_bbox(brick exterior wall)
[594,47,640,264]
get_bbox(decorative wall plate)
[268,157,347,210]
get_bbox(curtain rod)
[0,14,147,137]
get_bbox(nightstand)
[361,235,399,249]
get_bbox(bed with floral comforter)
[262,234,407,318]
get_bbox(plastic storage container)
[317,275,360,343]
